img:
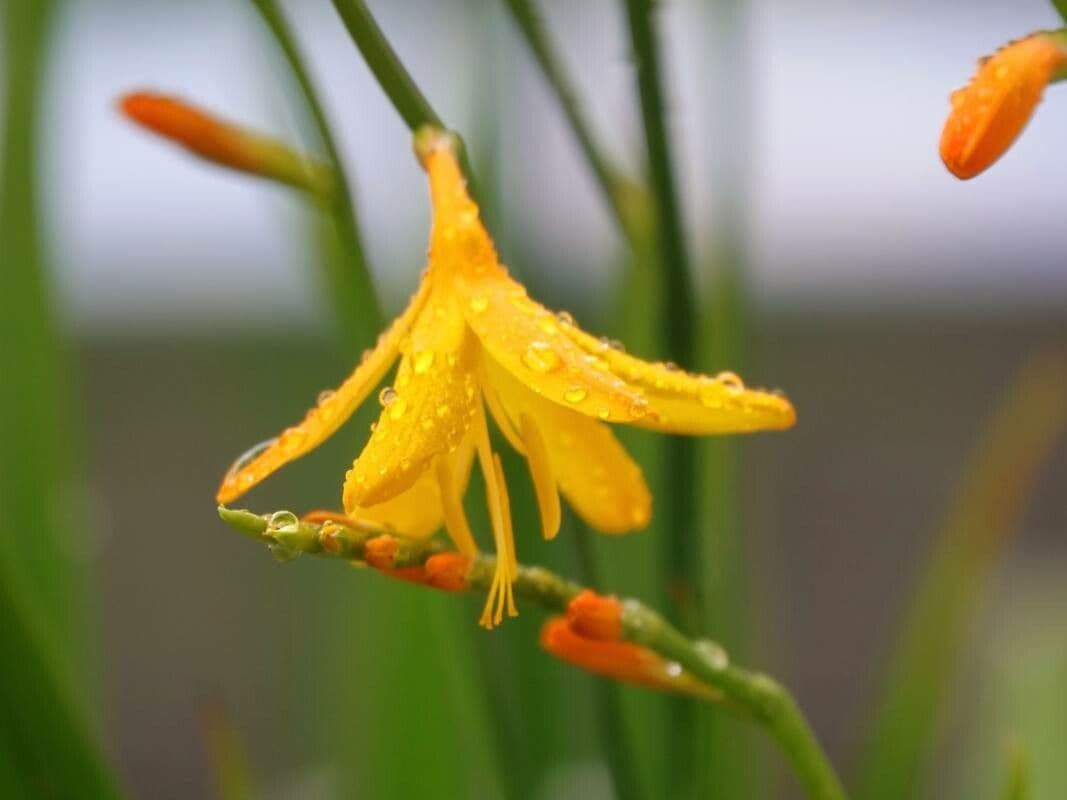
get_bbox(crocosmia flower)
[940,31,1067,179]
[217,128,795,627]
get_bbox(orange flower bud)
[566,590,623,641]
[941,32,1067,179]
[364,535,398,569]
[120,92,332,195]
[423,553,471,592]
[540,618,714,699]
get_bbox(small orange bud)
[941,33,1067,179]
[364,535,398,569]
[120,92,332,195]
[566,590,623,641]
[423,553,471,592]
[540,618,715,699]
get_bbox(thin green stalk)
[854,356,1067,800]
[220,506,846,800]
[622,0,701,791]
[499,0,648,246]
[1054,1,1067,24]
[249,0,383,347]
[329,0,478,190]
[1001,745,1030,800]
[573,524,647,800]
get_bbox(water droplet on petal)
[413,349,435,374]
[597,408,610,420]
[538,318,558,336]
[563,386,587,404]
[715,371,744,392]
[469,295,489,313]
[379,387,397,406]
[317,389,335,404]
[664,662,683,678]
[698,381,724,409]
[556,310,574,326]
[224,437,278,479]
[522,341,561,373]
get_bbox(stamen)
[519,413,561,540]
[435,456,478,556]
[473,409,519,627]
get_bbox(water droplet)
[556,310,574,326]
[597,408,610,420]
[469,295,489,313]
[379,387,397,406]
[664,662,683,678]
[522,341,561,373]
[698,382,724,409]
[563,386,587,404]
[715,371,744,391]
[224,437,277,479]
[663,361,679,372]
[694,639,730,670]
[278,426,306,450]
[317,389,335,404]
[538,318,558,336]
[413,349,435,374]
[388,398,408,420]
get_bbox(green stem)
[220,506,847,800]
[1053,1,1067,24]
[249,0,383,347]
[329,0,478,189]
[572,525,647,800]
[622,0,701,791]
[499,0,648,246]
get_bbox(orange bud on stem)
[566,589,623,641]
[120,92,332,196]
[940,32,1067,179]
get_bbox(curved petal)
[560,322,796,435]
[458,270,649,424]
[216,280,431,504]
[343,287,479,509]
[486,357,651,534]
[352,431,477,540]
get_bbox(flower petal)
[343,287,479,509]
[458,271,650,424]
[486,358,651,534]
[217,281,431,504]
[560,323,796,434]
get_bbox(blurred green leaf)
[1002,745,1030,800]
[855,355,1067,800]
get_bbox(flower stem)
[220,506,847,800]
[249,0,383,346]
[499,0,649,247]
[329,0,478,189]
[622,0,702,790]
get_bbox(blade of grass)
[1001,744,1030,800]
[498,0,648,247]
[248,0,383,350]
[622,0,704,793]
[854,355,1067,800]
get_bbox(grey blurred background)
[34,0,1067,796]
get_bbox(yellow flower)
[940,32,1067,180]
[217,128,795,627]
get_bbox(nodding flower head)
[216,127,795,628]
[940,31,1067,180]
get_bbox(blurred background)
[3,0,1066,797]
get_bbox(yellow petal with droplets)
[343,288,479,509]
[353,431,476,540]
[435,433,479,556]
[486,358,651,534]
[519,413,561,540]
[216,280,431,504]
[560,322,796,434]
[458,270,649,424]
[423,146,500,279]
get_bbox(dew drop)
[317,389,335,404]
[413,349,435,374]
[597,408,610,420]
[469,295,489,313]
[698,382,724,409]
[664,662,683,678]
[715,371,744,391]
[538,318,558,336]
[379,386,397,406]
[522,341,561,373]
[563,386,587,404]
[224,437,278,479]
[556,310,574,326]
